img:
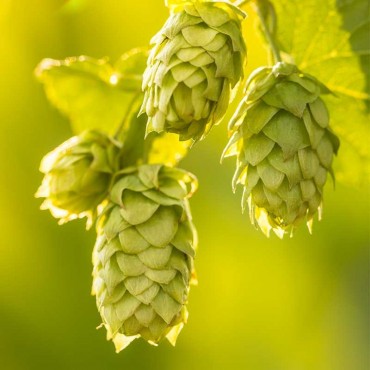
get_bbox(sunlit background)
[0,1,369,369]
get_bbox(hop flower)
[223,62,340,237]
[92,164,198,351]
[141,0,247,142]
[36,130,121,226]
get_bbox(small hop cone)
[223,62,340,238]
[92,164,198,352]
[36,130,121,227]
[141,0,247,142]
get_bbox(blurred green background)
[0,1,369,369]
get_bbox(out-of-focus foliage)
[35,51,145,135]
[272,0,370,186]
[0,1,368,369]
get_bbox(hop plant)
[92,164,198,351]
[141,0,247,142]
[36,130,121,226]
[223,62,340,237]
[33,0,364,355]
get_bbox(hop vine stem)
[253,0,282,64]
[113,92,142,140]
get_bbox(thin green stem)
[113,92,142,140]
[254,0,282,64]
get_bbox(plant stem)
[254,0,282,64]
[114,92,142,140]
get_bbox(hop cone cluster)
[92,164,198,351]
[36,130,121,226]
[223,62,340,237]
[141,0,247,142]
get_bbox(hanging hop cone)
[36,130,121,227]
[92,164,198,352]
[223,62,340,238]
[141,0,247,142]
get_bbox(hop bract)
[223,62,340,238]
[36,130,121,226]
[92,164,198,352]
[141,0,247,142]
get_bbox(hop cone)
[92,164,198,351]
[36,130,121,226]
[141,0,247,142]
[223,62,340,237]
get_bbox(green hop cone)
[36,130,121,227]
[223,62,340,238]
[141,0,247,142]
[92,164,198,352]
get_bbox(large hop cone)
[141,0,247,142]
[36,130,121,226]
[92,164,198,351]
[223,62,340,237]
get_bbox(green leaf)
[35,49,146,135]
[147,132,191,166]
[272,0,370,186]
[114,49,148,92]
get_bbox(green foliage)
[35,50,145,135]
[272,0,370,186]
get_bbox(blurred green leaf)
[272,0,370,186]
[114,48,148,91]
[147,132,191,166]
[35,49,146,135]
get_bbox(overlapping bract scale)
[141,0,247,142]
[36,130,121,227]
[223,62,340,238]
[92,164,198,351]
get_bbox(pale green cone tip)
[92,164,198,351]
[36,130,121,228]
[223,62,340,238]
[141,0,247,143]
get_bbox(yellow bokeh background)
[0,1,368,369]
